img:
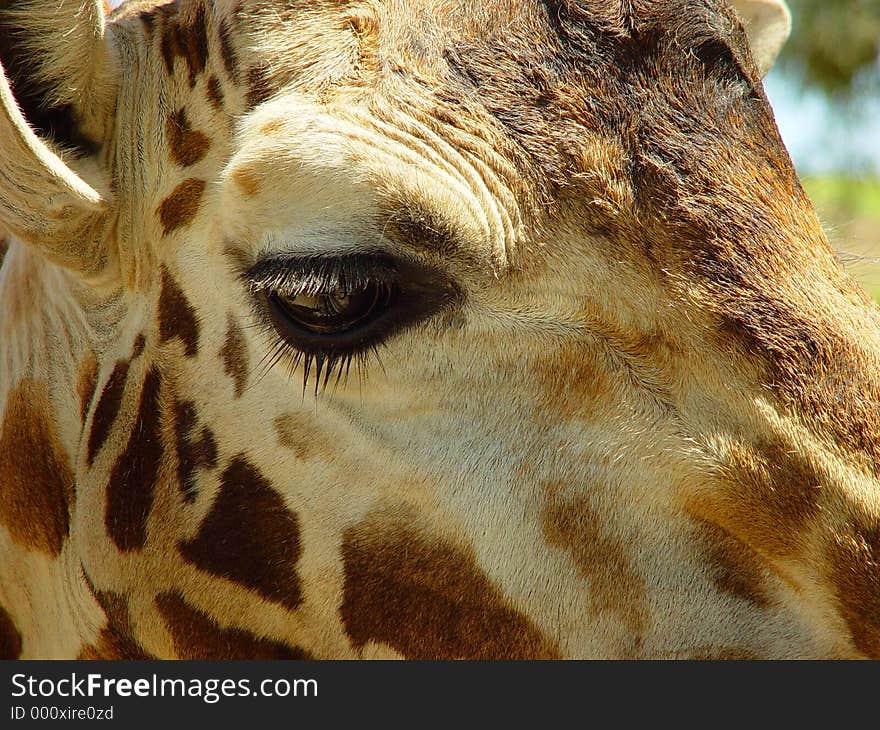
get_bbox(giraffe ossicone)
[2,0,879,660]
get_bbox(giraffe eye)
[268,282,393,336]
[244,251,461,390]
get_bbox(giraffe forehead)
[210,0,793,273]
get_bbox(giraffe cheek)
[179,456,305,612]
[339,509,560,660]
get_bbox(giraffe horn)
[0,0,115,277]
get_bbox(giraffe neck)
[0,241,104,657]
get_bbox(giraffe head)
[4,0,880,660]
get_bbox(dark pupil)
[272,283,385,334]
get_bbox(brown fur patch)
[158,267,200,357]
[245,65,273,110]
[541,485,649,641]
[222,241,252,273]
[205,74,224,112]
[827,520,880,658]
[219,314,249,398]
[76,349,100,425]
[156,590,310,659]
[159,2,209,87]
[694,440,822,558]
[159,16,180,76]
[87,359,130,466]
[131,334,146,359]
[688,647,761,660]
[80,573,153,659]
[381,204,469,260]
[105,367,163,552]
[340,510,560,659]
[180,456,303,610]
[138,10,155,38]
[157,178,206,235]
[533,341,612,421]
[216,18,238,81]
[259,118,285,136]
[0,605,22,659]
[692,518,772,608]
[173,400,218,503]
[273,412,334,462]
[166,108,211,167]
[230,166,260,198]
[0,380,73,556]
[713,287,880,478]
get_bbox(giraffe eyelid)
[241,250,463,390]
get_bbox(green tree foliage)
[780,0,880,94]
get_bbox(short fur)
[1,0,877,660]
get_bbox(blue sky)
[764,70,880,176]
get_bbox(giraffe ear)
[730,0,792,78]
[0,0,116,277]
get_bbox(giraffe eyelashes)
[244,251,461,392]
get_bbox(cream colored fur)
[8,0,879,661]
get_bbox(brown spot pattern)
[138,10,155,38]
[156,591,310,659]
[541,487,649,640]
[827,520,880,658]
[105,367,163,552]
[87,359,130,465]
[693,518,772,608]
[533,341,611,421]
[131,334,146,359]
[166,108,211,167]
[0,380,72,556]
[180,456,303,610]
[274,412,333,462]
[340,511,560,659]
[206,74,224,111]
[0,605,22,659]
[230,167,260,198]
[216,19,238,81]
[245,65,273,109]
[76,349,99,425]
[157,177,206,235]
[173,400,218,503]
[160,2,208,87]
[700,440,822,558]
[80,573,153,659]
[260,118,285,136]
[158,268,200,357]
[219,314,248,398]
[222,241,252,273]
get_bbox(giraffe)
[1,0,879,661]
